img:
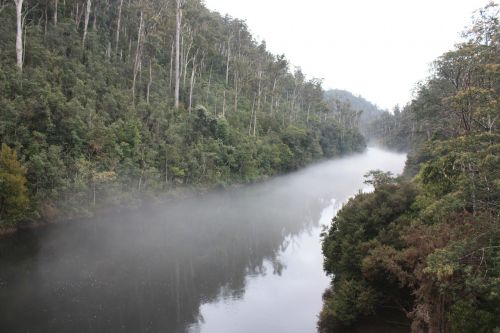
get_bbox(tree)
[82,0,91,48]
[174,0,182,109]
[0,144,29,226]
[13,0,23,71]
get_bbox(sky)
[203,0,493,110]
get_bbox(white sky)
[203,0,493,110]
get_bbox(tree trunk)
[132,10,143,103]
[222,90,226,117]
[174,0,182,109]
[257,69,262,114]
[92,0,97,30]
[164,149,168,186]
[82,0,91,48]
[115,0,123,56]
[225,36,231,85]
[169,40,174,89]
[270,78,277,114]
[53,0,58,25]
[234,70,239,113]
[188,59,196,113]
[249,95,255,135]
[14,0,23,71]
[147,59,152,105]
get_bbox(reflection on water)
[0,147,406,333]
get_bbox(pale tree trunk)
[248,95,255,135]
[270,78,277,114]
[233,70,239,113]
[164,148,168,186]
[115,0,123,56]
[53,0,58,25]
[169,40,174,89]
[253,102,257,137]
[225,35,231,85]
[182,33,193,89]
[132,10,144,102]
[82,0,91,48]
[14,0,23,71]
[188,59,196,113]
[147,59,152,105]
[222,90,226,117]
[174,0,182,109]
[257,69,262,114]
[206,65,212,104]
[92,0,97,31]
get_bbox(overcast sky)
[203,0,493,110]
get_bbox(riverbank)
[0,145,372,239]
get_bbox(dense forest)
[0,0,367,228]
[320,3,499,333]
[324,89,386,137]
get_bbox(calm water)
[0,147,406,333]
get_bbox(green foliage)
[0,144,29,227]
[320,5,500,331]
[0,0,366,221]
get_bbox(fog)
[0,147,406,332]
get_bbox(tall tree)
[115,0,124,55]
[174,0,182,109]
[82,0,91,48]
[13,0,23,71]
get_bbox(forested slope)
[324,89,385,136]
[0,0,366,227]
[320,3,499,333]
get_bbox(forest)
[0,0,367,228]
[320,3,499,333]
[0,0,498,332]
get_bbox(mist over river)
[0,147,406,333]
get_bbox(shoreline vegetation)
[319,3,499,333]
[0,0,368,234]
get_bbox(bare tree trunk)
[164,148,168,186]
[257,69,262,114]
[115,0,123,56]
[147,59,152,105]
[14,0,24,71]
[174,0,182,109]
[225,35,231,85]
[253,102,257,137]
[188,59,196,113]
[222,90,226,118]
[106,41,111,58]
[182,35,193,89]
[234,70,238,113]
[270,78,277,114]
[53,0,58,25]
[206,65,212,104]
[132,10,143,102]
[249,95,255,135]
[44,6,48,38]
[82,0,91,48]
[92,0,97,31]
[169,40,174,89]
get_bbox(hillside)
[0,0,366,227]
[324,89,385,135]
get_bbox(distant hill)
[325,89,385,121]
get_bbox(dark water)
[0,147,406,333]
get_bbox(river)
[0,147,406,333]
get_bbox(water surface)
[0,147,406,332]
